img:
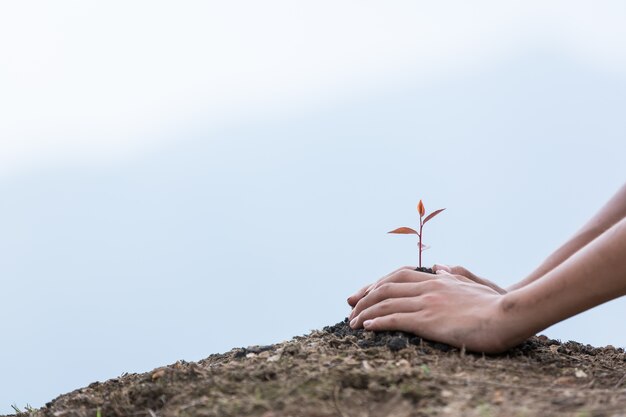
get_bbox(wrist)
[469,293,525,354]
[493,289,540,351]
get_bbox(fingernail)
[436,269,448,275]
[348,310,355,320]
[350,317,357,328]
[363,319,373,328]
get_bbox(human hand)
[346,265,506,311]
[433,264,507,295]
[347,265,417,308]
[347,268,510,353]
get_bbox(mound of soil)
[9,319,626,417]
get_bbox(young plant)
[388,200,445,269]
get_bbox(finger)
[437,265,487,286]
[449,265,479,281]
[435,264,478,281]
[347,265,414,306]
[347,283,371,307]
[350,282,426,321]
[362,312,421,334]
[464,275,507,294]
[445,266,505,293]
[432,263,452,273]
[367,268,435,295]
[350,297,423,329]
[435,269,477,285]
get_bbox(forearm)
[507,182,626,292]
[498,217,626,348]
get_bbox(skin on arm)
[426,182,626,294]
[348,216,626,353]
[498,216,626,348]
[508,182,626,291]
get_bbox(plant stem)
[419,217,424,268]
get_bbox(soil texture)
[8,319,626,417]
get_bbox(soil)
[8,319,626,417]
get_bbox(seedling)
[388,200,445,269]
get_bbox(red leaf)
[417,200,425,217]
[423,208,445,224]
[388,227,420,236]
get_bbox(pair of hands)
[347,265,509,353]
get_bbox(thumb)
[448,265,476,280]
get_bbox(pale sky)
[1,1,626,175]
[1,1,625,413]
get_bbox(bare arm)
[508,182,626,291]
[498,215,626,349]
[347,216,626,353]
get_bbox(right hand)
[433,264,507,295]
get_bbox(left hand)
[347,269,508,353]
[432,264,507,294]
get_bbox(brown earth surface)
[7,319,626,417]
